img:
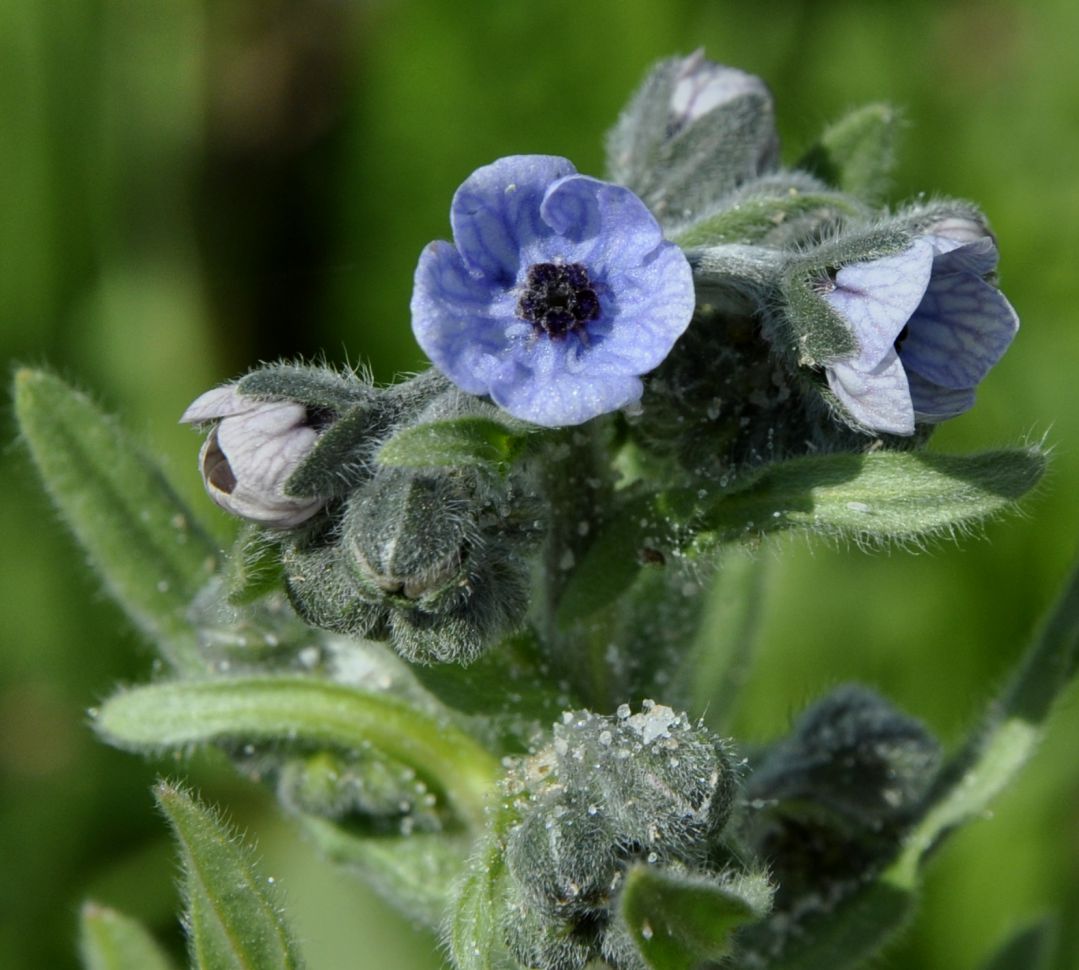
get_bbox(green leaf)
[377,416,531,474]
[980,920,1057,970]
[620,865,772,970]
[798,103,901,202]
[154,781,305,970]
[446,836,516,970]
[13,369,218,675]
[555,488,690,629]
[667,545,767,733]
[96,677,500,831]
[706,447,1046,546]
[223,526,285,606]
[674,191,865,248]
[79,902,176,970]
[742,877,914,970]
[299,816,468,929]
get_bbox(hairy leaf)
[155,781,304,970]
[798,103,901,202]
[97,677,499,830]
[13,369,217,674]
[377,416,531,474]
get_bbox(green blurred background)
[3,0,1078,967]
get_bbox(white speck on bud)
[668,50,771,133]
[181,384,324,529]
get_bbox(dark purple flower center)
[517,262,601,339]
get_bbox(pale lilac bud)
[181,385,324,528]
[668,50,773,134]
[922,214,992,246]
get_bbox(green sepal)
[619,865,773,970]
[154,781,305,970]
[78,901,177,970]
[376,416,533,476]
[777,225,912,366]
[979,920,1057,970]
[283,401,386,498]
[237,363,374,411]
[95,677,500,831]
[704,446,1046,546]
[798,103,902,202]
[13,369,218,675]
[223,525,285,606]
[674,188,866,249]
[299,816,469,929]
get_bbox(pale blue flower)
[822,232,1018,435]
[410,155,695,427]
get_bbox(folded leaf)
[97,677,499,831]
[154,781,305,970]
[979,920,1056,970]
[13,369,217,674]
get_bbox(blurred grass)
[2,0,1077,968]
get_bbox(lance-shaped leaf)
[154,782,304,970]
[79,902,177,970]
[13,369,217,675]
[376,416,531,475]
[619,865,772,970]
[704,447,1045,546]
[798,103,901,202]
[95,677,500,831]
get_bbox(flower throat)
[517,262,601,338]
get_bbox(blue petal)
[926,234,999,276]
[536,175,665,275]
[824,240,935,369]
[490,347,644,427]
[450,155,576,282]
[585,242,696,373]
[827,352,915,436]
[906,371,976,422]
[899,270,1019,390]
[410,240,517,396]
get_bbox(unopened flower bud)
[181,385,324,529]
[668,50,774,135]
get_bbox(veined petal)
[827,352,914,436]
[906,371,977,423]
[411,240,516,396]
[492,363,643,428]
[824,240,935,369]
[539,175,665,275]
[450,155,576,281]
[901,271,1019,389]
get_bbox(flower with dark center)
[410,155,695,427]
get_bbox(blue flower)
[410,155,695,427]
[821,230,1019,435]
